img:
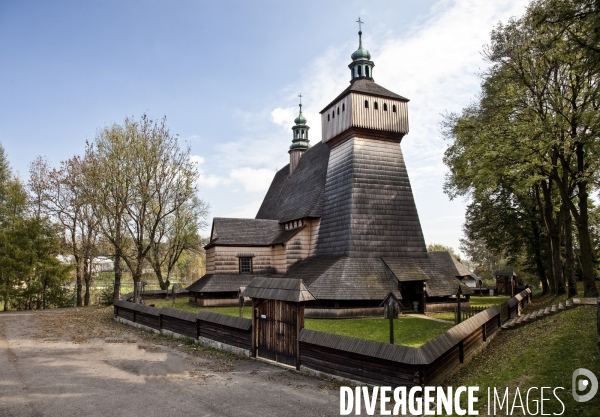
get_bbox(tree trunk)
[574,144,598,297]
[113,253,122,302]
[562,203,577,297]
[152,261,169,291]
[531,218,549,295]
[83,258,91,306]
[75,255,83,307]
[541,179,565,294]
[133,262,143,304]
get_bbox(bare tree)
[85,115,200,302]
[29,156,100,306]
[149,195,209,291]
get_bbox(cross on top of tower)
[356,17,364,33]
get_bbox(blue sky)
[0,0,530,256]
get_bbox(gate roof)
[242,277,316,302]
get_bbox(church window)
[365,100,369,109]
[384,103,388,111]
[337,107,339,115]
[393,105,397,112]
[332,111,334,119]
[358,66,362,76]
[342,103,345,111]
[239,257,252,274]
[374,102,379,110]
[328,114,330,121]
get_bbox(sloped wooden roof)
[283,256,401,300]
[206,218,281,248]
[383,256,473,297]
[205,218,305,249]
[255,142,330,222]
[320,79,409,113]
[241,277,315,302]
[186,274,255,293]
[382,257,431,282]
[428,251,478,279]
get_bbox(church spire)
[289,95,310,175]
[349,18,374,83]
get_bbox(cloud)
[229,167,275,192]
[191,154,230,188]
[224,200,265,218]
[271,107,296,131]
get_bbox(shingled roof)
[283,256,401,300]
[242,277,315,302]
[205,218,305,249]
[186,274,255,293]
[255,142,330,222]
[382,256,473,297]
[321,79,409,113]
[428,251,478,279]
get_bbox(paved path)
[0,308,377,417]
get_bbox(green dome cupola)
[349,18,374,83]
[289,95,310,175]
[290,96,310,152]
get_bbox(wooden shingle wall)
[211,246,273,274]
[206,247,215,274]
[308,219,320,256]
[316,137,427,258]
[204,221,320,276]
[315,138,354,255]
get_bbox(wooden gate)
[255,299,302,367]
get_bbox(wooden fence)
[113,300,252,351]
[299,306,500,386]
[113,288,532,387]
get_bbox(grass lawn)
[469,295,511,308]
[446,306,599,416]
[426,311,456,321]
[150,298,253,319]
[149,298,452,346]
[304,316,453,347]
[448,282,600,416]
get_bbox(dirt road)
[0,307,347,417]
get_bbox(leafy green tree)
[427,243,460,260]
[0,144,70,310]
[443,0,600,296]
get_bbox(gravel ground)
[0,307,366,417]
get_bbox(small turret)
[289,95,310,175]
[348,18,374,83]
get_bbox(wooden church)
[187,27,472,317]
